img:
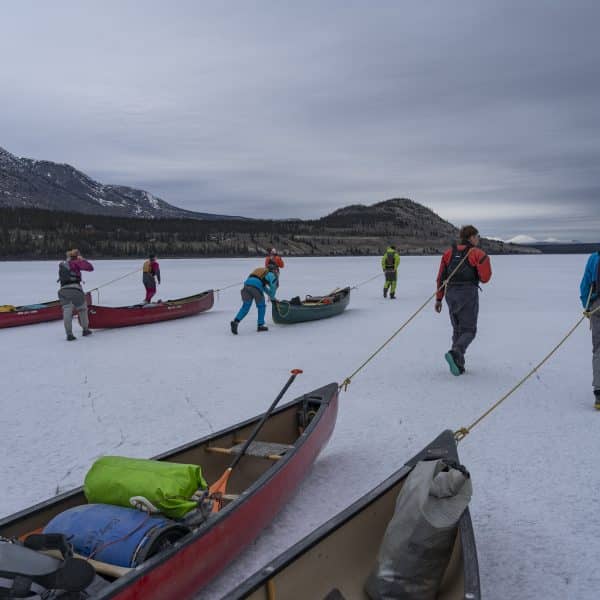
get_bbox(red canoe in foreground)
[88,290,214,329]
[0,293,92,329]
[0,382,339,599]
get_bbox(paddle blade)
[209,467,232,513]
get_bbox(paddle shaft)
[228,369,302,472]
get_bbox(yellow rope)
[455,295,600,442]
[351,273,383,290]
[89,267,141,294]
[341,249,474,391]
[89,267,142,303]
[215,281,242,293]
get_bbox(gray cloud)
[1,1,599,240]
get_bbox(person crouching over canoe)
[231,267,278,334]
[142,254,161,303]
[58,249,94,341]
[382,245,400,299]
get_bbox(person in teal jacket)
[381,245,400,299]
[580,251,600,408]
[231,267,278,334]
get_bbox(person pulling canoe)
[580,250,600,409]
[381,245,400,299]
[142,254,161,303]
[58,249,94,341]
[434,225,492,375]
[231,267,278,334]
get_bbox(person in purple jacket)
[58,249,94,341]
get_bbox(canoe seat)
[206,441,293,461]
[230,441,293,458]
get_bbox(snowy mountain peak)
[506,234,539,245]
[0,145,234,220]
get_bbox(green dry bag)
[83,456,208,519]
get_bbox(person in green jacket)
[382,245,400,299]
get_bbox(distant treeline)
[527,243,600,254]
[0,206,410,259]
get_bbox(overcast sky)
[1,1,599,240]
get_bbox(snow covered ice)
[1,255,598,599]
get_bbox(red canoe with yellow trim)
[0,293,92,329]
[0,383,339,599]
[88,290,214,329]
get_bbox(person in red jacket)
[265,247,284,275]
[434,225,492,375]
[142,254,161,303]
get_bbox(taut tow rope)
[455,289,599,442]
[340,249,474,391]
[351,273,383,290]
[88,268,141,303]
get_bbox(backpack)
[384,250,396,270]
[58,261,80,286]
[249,267,269,281]
[444,244,478,285]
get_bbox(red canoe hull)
[88,290,214,329]
[0,293,92,329]
[0,384,339,599]
[106,387,339,600]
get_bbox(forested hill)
[0,199,537,259]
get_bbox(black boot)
[230,320,239,335]
[82,329,92,337]
[383,287,388,298]
[390,292,396,299]
[594,390,600,410]
[257,324,269,332]
[66,334,76,341]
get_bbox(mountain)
[314,198,533,255]
[0,146,237,220]
[505,234,540,245]
[0,198,539,258]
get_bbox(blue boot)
[445,350,463,376]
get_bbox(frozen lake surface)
[1,255,597,599]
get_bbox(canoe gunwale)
[97,382,339,599]
[224,429,481,600]
[0,382,339,599]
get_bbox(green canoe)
[272,287,351,324]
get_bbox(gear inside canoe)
[0,384,339,600]
[225,430,480,600]
[272,287,351,324]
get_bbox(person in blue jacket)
[580,251,600,409]
[230,267,278,334]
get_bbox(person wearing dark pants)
[58,249,94,341]
[231,267,278,334]
[579,251,600,408]
[435,226,492,375]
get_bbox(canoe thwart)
[205,441,293,460]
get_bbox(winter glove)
[434,300,443,313]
